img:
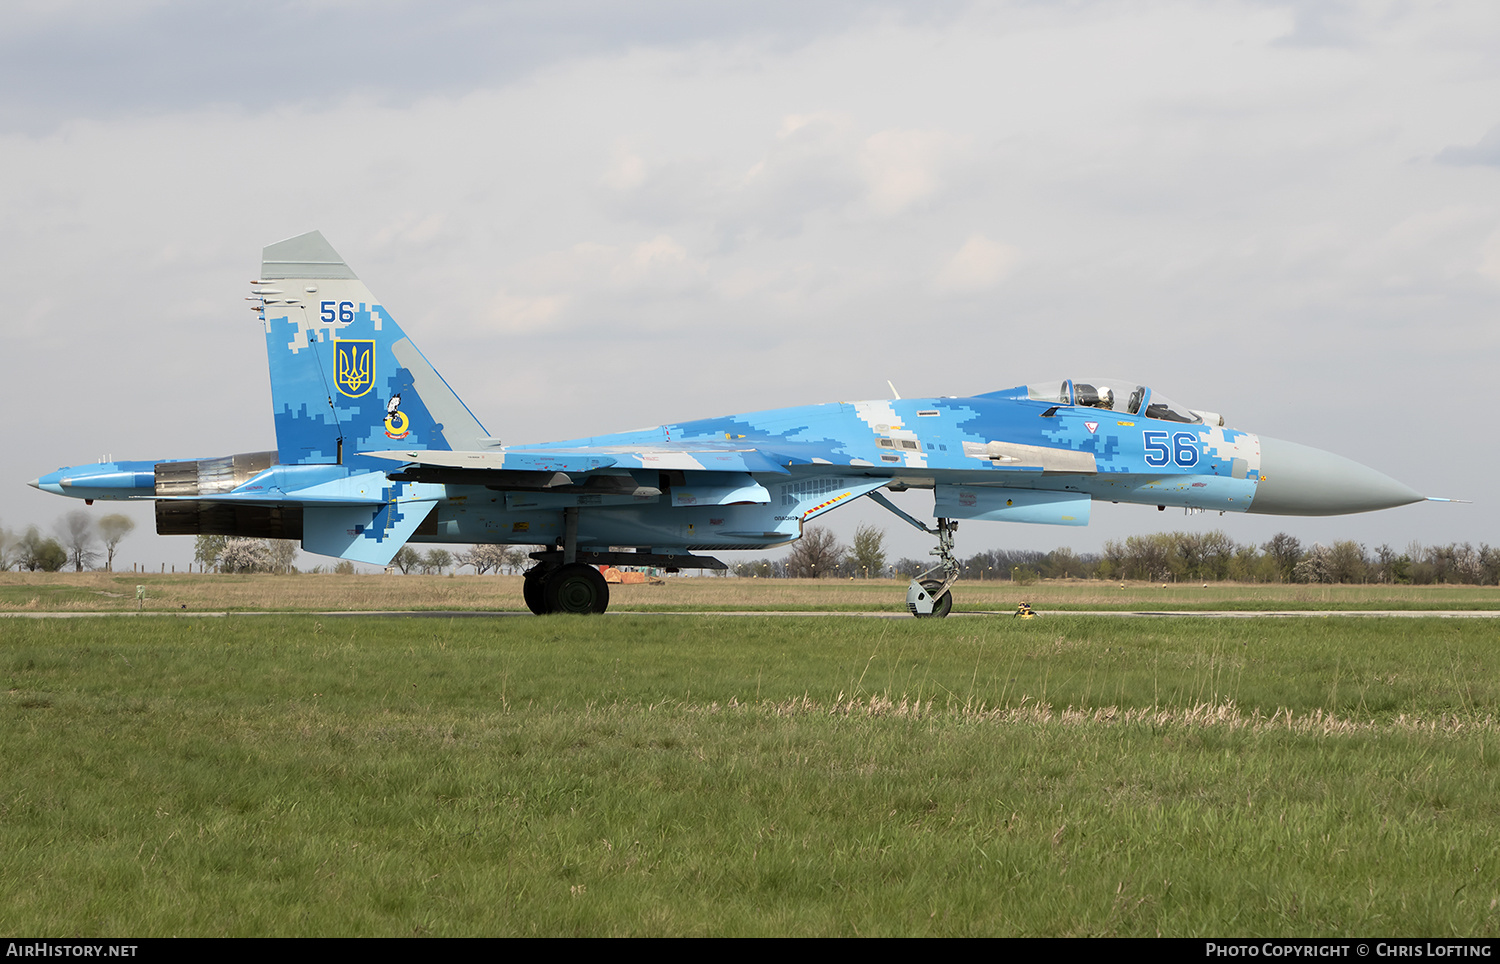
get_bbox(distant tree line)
[734,527,1500,586]
[1092,532,1500,585]
[184,539,543,576]
[9,519,1493,587]
[0,511,135,572]
[390,545,538,575]
[928,532,1500,586]
[732,524,888,579]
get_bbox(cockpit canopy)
[1021,379,1222,426]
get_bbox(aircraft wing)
[364,443,799,478]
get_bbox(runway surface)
[3,609,1499,619]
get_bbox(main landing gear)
[867,491,960,618]
[523,562,609,615]
[521,507,727,615]
[523,508,610,615]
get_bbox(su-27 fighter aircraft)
[33,231,1445,616]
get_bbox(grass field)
[4,570,1500,613]
[2,606,1498,936]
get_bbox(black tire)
[522,567,550,615]
[915,579,953,619]
[543,563,610,614]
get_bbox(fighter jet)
[32,231,1441,616]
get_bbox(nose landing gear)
[867,490,960,618]
[904,517,958,618]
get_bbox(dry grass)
[1,570,1498,613]
[717,693,1500,736]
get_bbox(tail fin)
[256,231,488,466]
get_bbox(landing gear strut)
[521,508,611,614]
[868,491,960,618]
[519,507,597,614]
[520,508,728,614]
[905,517,958,618]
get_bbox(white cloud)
[858,128,963,217]
[934,234,1018,293]
[1479,231,1500,283]
[6,0,1500,565]
[485,289,567,333]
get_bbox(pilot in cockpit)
[1074,383,1115,411]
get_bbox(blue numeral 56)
[320,301,355,324]
[1144,431,1200,468]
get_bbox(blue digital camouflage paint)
[31,231,1434,615]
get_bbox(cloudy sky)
[4,0,1496,570]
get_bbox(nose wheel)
[909,578,953,618]
[866,491,962,618]
[904,517,959,617]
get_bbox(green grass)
[2,615,1498,935]
[5,570,1500,614]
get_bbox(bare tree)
[57,510,99,572]
[265,540,298,574]
[458,545,509,574]
[97,514,135,571]
[785,525,845,578]
[19,527,68,572]
[421,549,453,574]
[733,558,780,578]
[847,524,887,578]
[194,535,227,571]
[391,546,420,574]
[1326,540,1369,584]
[1262,533,1301,582]
[504,546,539,574]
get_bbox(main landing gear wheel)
[522,568,550,615]
[543,563,610,615]
[914,579,953,619]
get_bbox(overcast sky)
[4,0,1496,571]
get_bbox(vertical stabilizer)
[256,231,488,465]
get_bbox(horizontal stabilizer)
[365,445,792,476]
[365,449,617,475]
[155,491,383,506]
[153,463,391,507]
[303,500,438,565]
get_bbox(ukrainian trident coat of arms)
[334,340,375,397]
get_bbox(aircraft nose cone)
[1249,436,1424,516]
[30,470,68,496]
